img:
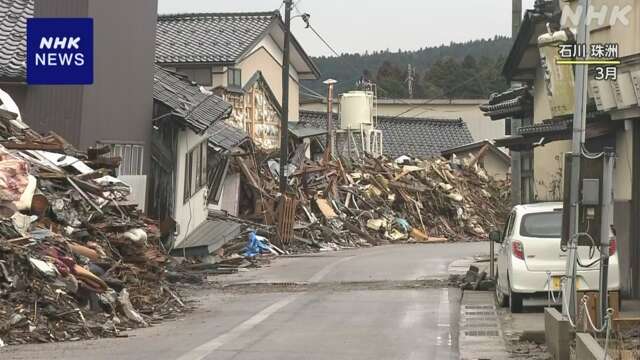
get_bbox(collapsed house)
[0,105,186,346]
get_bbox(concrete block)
[544,307,572,360]
[575,333,605,360]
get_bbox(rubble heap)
[0,113,185,346]
[233,149,511,252]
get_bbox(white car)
[492,202,620,313]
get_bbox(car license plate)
[551,276,584,290]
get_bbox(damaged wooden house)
[155,11,320,150]
[151,65,252,256]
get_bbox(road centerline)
[175,294,301,360]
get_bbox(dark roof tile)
[299,110,473,159]
[156,12,277,64]
[207,119,249,150]
[0,0,32,81]
[153,65,232,133]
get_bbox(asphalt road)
[1,242,488,360]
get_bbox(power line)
[386,72,489,119]
[299,83,326,98]
[292,4,489,117]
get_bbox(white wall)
[174,128,209,245]
[239,37,301,121]
[615,125,633,201]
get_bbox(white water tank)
[339,91,373,130]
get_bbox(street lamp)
[323,79,337,157]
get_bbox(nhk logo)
[27,18,93,85]
[560,5,633,27]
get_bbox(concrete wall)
[534,140,570,201]
[174,128,209,245]
[29,0,158,175]
[80,0,157,172]
[531,66,571,201]
[615,127,633,201]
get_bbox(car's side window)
[503,211,516,242]
[502,213,513,243]
[508,212,518,237]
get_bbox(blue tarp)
[243,232,272,257]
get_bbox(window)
[103,143,144,176]
[227,68,242,88]
[520,211,562,238]
[208,155,229,204]
[184,141,208,202]
[502,212,516,241]
[176,67,212,86]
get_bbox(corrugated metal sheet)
[171,219,244,256]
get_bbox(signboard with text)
[26,18,93,85]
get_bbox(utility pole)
[406,64,415,99]
[323,79,337,157]
[563,0,590,319]
[512,0,522,40]
[279,0,293,193]
[598,148,614,327]
[510,0,523,206]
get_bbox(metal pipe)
[490,237,495,280]
[564,0,590,319]
[598,148,615,327]
[279,0,293,193]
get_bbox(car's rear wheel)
[509,291,524,313]
[495,272,508,307]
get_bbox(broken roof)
[0,0,32,81]
[298,111,474,159]
[441,140,511,164]
[156,11,320,79]
[153,65,232,134]
[207,119,249,151]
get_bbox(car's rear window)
[519,211,562,238]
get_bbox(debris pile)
[0,112,185,345]
[232,150,511,252]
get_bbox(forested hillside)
[303,36,513,100]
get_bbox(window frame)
[98,141,144,176]
[183,140,208,203]
[227,68,242,88]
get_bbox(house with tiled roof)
[152,65,237,248]
[482,1,640,298]
[298,110,474,160]
[0,0,31,109]
[155,11,320,150]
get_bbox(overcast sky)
[158,0,537,57]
